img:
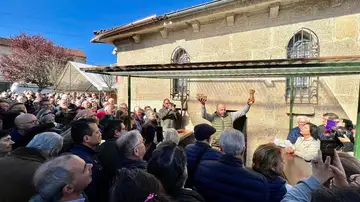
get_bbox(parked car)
[10,83,54,94]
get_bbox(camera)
[169,103,176,108]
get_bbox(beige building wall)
[114,0,360,164]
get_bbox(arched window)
[170,47,190,100]
[286,28,319,103]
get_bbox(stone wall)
[114,0,360,165]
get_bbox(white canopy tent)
[55,61,116,92]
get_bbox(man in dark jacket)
[97,120,126,185]
[0,132,63,202]
[116,130,147,170]
[184,123,222,188]
[194,128,269,202]
[71,119,108,202]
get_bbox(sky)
[0,0,210,65]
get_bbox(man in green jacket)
[200,98,253,147]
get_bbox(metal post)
[127,75,131,130]
[354,82,360,159]
[289,77,295,131]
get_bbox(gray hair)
[163,128,180,145]
[33,155,75,201]
[116,130,142,158]
[297,116,310,122]
[219,129,245,156]
[27,132,63,156]
[145,109,154,119]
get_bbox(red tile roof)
[0,37,11,46]
[67,49,86,58]
[0,37,86,58]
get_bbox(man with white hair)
[162,128,180,145]
[116,130,147,170]
[287,116,310,144]
[0,132,63,202]
[194,128,269,202]
[30,154,92,202]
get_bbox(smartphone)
[156,126,164,142]
[320,140,340,163]
[325,119,336,131]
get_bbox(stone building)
[91,0,360,162]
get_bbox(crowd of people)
[0,90,359,202]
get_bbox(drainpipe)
[355,82,360,159]
[289,77,294,131]
[127,75,132,130]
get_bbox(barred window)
[286,28,319,103]
[170,47,190,100]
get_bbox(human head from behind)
[103,120,126,140]
[8,102,27,113]
[116,130,146,160]
[109,168,171,202]
[27,132,63,157]
[147,141,187,197]
[252,143,284,180]
[323,112,339,125]
[300,123,320,140]
[219,128,245,158]
[32,154,92,202]
[163,129,180,145]
[0,130,14,155]
[14,113,39,134]
[71,119,102,150]
[297,116,310,129]
[194,123,216,145]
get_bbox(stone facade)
[112,0,360,164]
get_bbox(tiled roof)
[0,37,86,58]
[0,37,11,46]
[92,0,223,36]
[67,49,86,58]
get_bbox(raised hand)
[330,150,348,187]
[311,150,333,184]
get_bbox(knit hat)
[194,124,216,141]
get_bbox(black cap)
[194,123,216,141]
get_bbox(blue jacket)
[71,144,108,202]
[281,176,321,202]
[267,176,287,202]
[287,127,300,144]
[184,142,222,188]
[194,154,269,202]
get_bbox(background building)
[0,36,87,91]
[91,0,360,163]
